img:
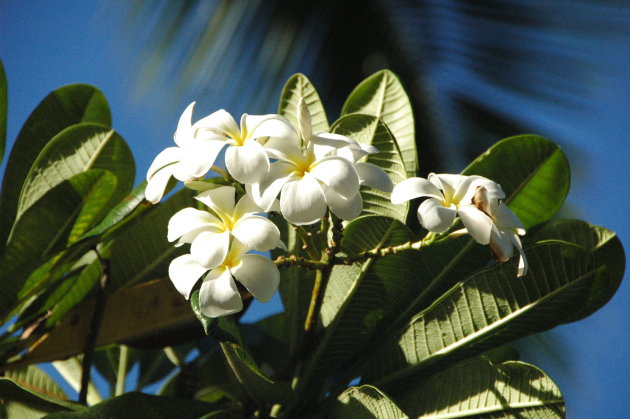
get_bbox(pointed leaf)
[191,290,217,334]
[329,385,408,419]
[462,134,570,228]
[0,84,110,248]
[278,73,329,132]
[332,115,408,222]
[0,366,81,416]
[365,241,615,387]
[16,123,134,223]
[395,358,564,418]
[342,70,417,176]
[0,170,117,319]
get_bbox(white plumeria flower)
[194,108,296,184]
[250,98,389,224]
[145,102,228,203]
[488,203,528,277]
[167,186,280,269]
[391,173,505,244]
[169,239,280,318]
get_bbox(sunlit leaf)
[329,385,408,419]
[16,123,134,224]
[0,366,81,417]
[341,70,417,176]
[0,84,110,248]
[278,73,329,132]
[462,134,570,228]
[395,358,564,418]
[332,114,408,222]
[365,241,616,388]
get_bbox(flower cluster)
[392,173,528,276]
[147,98,528,318]
[147,98,392,317]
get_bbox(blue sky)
[1,1,629,416]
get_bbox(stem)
[163,346,184,367]
[79,252,109,404]
[210,165,230,180]
[274,254,327,269]
[115,345,129,396]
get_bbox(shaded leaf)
[16,123,134,223]
[329,385,408,419]
[45,392,213,419]
[278,73,329,132]
[0,170,117,319]
[332,114,408,222]
[0,84,110,248]
[395,358,564,418]
[365,241,615,388]
[342,70,417,176]
[462,134,570,228]
[106,188,196,289]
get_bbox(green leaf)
[106,188,195,289]
[45,392,213,419]
[220,341,292,404]
[0,84,110,248]
[532,219,625,321]
[0,170,117,319]
[278,73,329,132]
[329,385,408,419]
[331,115,408,222]
[462,134,570,228]
[0,59,7,164]
[341,70,417,176]
[0,365,82,417]
[299,216,417,394]
[191,290,217,334]
[15,123,134,224]
[82,181,150,240]
[365,241,614,388]
[394,358,564,418]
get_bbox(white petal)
[311,132,357,148]
[147,147,183,181]
[510,234,528,277]
[417,198,458,233]
[173,102,195,147]
[232,254,280,303]
[245,114,297,141]
[249,162,295,211]
[461,176,505,212]
[458,205,494,245]
[233,193,264,219]
[196,186,236,217]
[489,226,514,262]
[310,157,360,198]
[264,136,303,162]
[297,98,312,141]
[280,176,327,225]
[225,139,270,184]
[232,215,280,251]
[173,139,226,181]
[194,109,240,138]
[493,203,525,233]
[199,268,243,317]
[145,165,175,204]
[167,207,222,243]
[323,187,363,221]
[190,230,230,269]
[391,177,443,205]
[355,162,393,192]
[168,254,206,299]
[429,173,471,204]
